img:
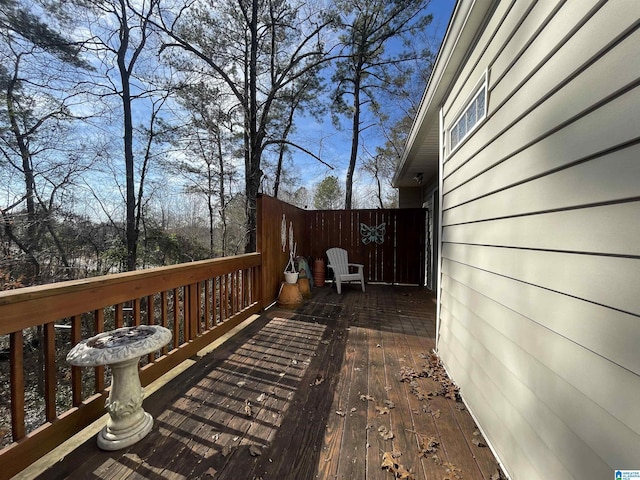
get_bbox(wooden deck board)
[35,285,502,480]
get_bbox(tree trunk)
[216,132,227,257]
[6,73,40,279]
[117,2,137,271]
[345,69,362,209]
[244,0,260,253]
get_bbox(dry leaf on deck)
[335,410,346,417]
[249,445,262,456]
[205,467,217,477]
[376,406,390,415]
[311,374,324,386]
[381,451,415,480]
[384,400,395,409]
[378,425,394,440]
[221,445,233,457]
[472,437,487,447]
[443,462,463,479]
[490,469,506,480]
[244,401,253,417]
[381,451,396,469]
[418,435,439,456]
[432,409,441,419]
[360,394,375,402]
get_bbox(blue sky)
[283,0,456,206]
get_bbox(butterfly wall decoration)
[360,222,386,245]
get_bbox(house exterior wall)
[436,1,640,479]
[398,186,423,208]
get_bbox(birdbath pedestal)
[67,325,172,451]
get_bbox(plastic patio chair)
[326,247,365,294]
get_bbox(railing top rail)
[0,253,261,335]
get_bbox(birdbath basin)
[67,325,172,450]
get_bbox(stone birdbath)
[66,325,172,450]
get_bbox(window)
[449,80,487,152]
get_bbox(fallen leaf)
[381,451,395,469]
[431,454,442,465]
[432,409,441,419]
[380,451,415,479]
[376,406,390,415]
[472,437,487,448]
[236,380,246,387]
[244,401,252,417]
[378,425,394,440]
[311,374,324,386]
[335,410,346,417]
[384,400,395,408]
[490,469,506,480]
[360,394,375,402]
[418,435,439,456]
[257,393,266,402]
[350,407,357,413]
[221,445,233,457]
[455,402,465,411]
[443,462,463,479]
[249,445,262,456]
[205,467,217,477]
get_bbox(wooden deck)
[35,285,502,480]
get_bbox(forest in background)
[0,0,438,288]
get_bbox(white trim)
[436,105,444,351]
[447,70,488,155]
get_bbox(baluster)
[147,294,155,363]
[71,315,82,406]
[10,330,25,441]
[44,322,56,421]
[204,279,211,331]
[173,288,179,348]
[115,303,124,328]
[161,291,168,355]
[213,277,219,326]
[133,298,141,326]
[94,309,105,393]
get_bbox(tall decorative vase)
[313,258,326,287]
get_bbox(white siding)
[437,1,640,479]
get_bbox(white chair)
[326,248,365,294]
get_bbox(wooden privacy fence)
[305,208,426,284]
[0,253,261,480]
[257,195,426,303]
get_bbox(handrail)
[0,253,262,480]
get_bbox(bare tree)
[151,0,335,252]
[80,0,175,271]
[0,0,94,282]
[330,0,432,208]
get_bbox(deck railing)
[0,253,261,480]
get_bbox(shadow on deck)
[34,285,501,480]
